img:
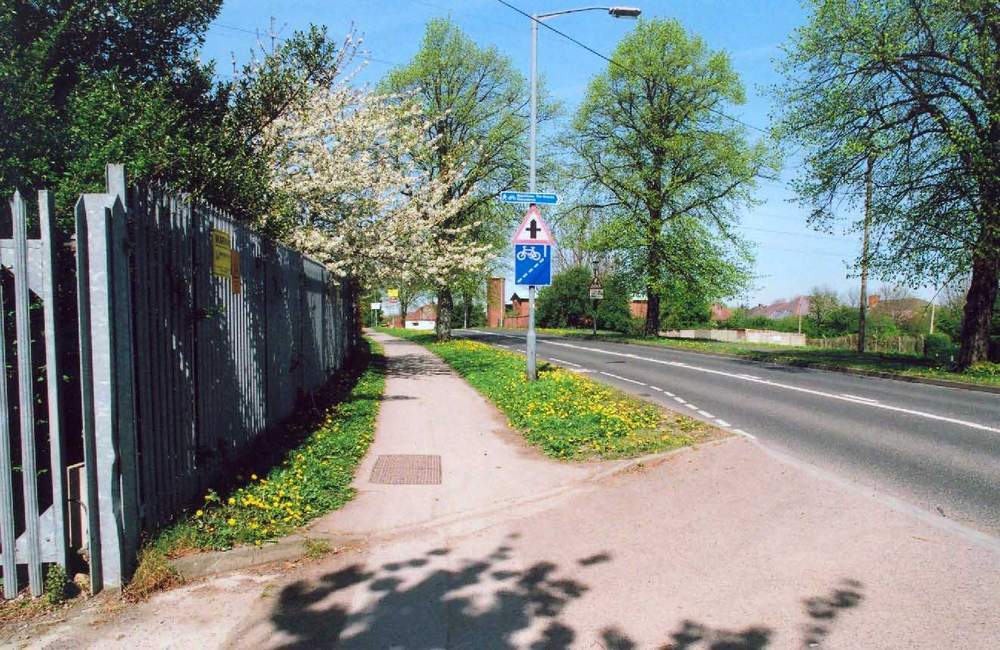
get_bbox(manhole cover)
[370,455,442,485]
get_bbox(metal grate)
[370,455,442,485]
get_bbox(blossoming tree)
[269,81,492,306]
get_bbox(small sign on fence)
[211,229,231,277]
[230,250,241,294]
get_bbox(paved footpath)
[21,332,1000,649]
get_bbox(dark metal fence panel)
[2,165,360,596]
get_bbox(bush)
[966,361,1000,378]
[924,332,957,364]
[43,564,68,606]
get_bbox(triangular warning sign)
[511,204,556,245]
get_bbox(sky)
[198,0,912,307]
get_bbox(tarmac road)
[458,329,1000,537]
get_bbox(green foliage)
[155,340,384,553]
[659,278,712,329]
[383,332,704,459]
[1,2,343,230]
[43,564,68,606]
[537,266,592,328]
[571,18,772,333]
[775,0,1000,366]
[536,267,634,333]
[379,18,536,338]
[924,333,957,364]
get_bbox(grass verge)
[376,328,713,460]
[152,338,385,556]
[486,327,1000,389]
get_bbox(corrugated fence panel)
[2,167,360,597]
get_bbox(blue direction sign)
[500,191,560,205]
[514,244,552,286]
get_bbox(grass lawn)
[376,327,716,460]
[152,338,385,556]
[483,327,1000,389]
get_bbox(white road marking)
[686,404,699,410]
[599,371,646,386]
[673,397,686,404]
[698,410,716,418]
[715,419,731,427]
[549,357,582,367]
[650,386,663,392]
[732,429,757,440]
[663,391,675,397]
[841,393,879,403]
[532,339,1000,435]
[571,368,593,373]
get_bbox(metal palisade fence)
[1,165,359,597]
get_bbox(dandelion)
[195,509,204,518]
[228,497,236,505]
[227,518,236,526]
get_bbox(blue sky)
[199,0,898,307]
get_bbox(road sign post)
[509,204,556,381]
[589,277,604,336]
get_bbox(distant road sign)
[512,204,557,246]
[589,288,604,300]
[500,191,559,205]
[370,302,381,310]
[514,244,552,286]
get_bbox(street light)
[524,5,641,380]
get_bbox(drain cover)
[370,454,442,485]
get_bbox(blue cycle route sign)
[514,244,552,286]
[500,191,560,205]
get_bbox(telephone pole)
[858,154,874,353]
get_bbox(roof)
[748,296,810,319]
[405,303,437,321]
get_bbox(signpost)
[500,191,560,205]
[509,203,556,380]
[589,276,604,336]
[370,302,381,328]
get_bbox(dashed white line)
[686,404,699,410]
[673,396,686,404]
[663,391,675,397]
[697,410,716,419]
[841,393,879,403]
[549,357,582,367]
[599,371,646,387]
[650,386,663,392]
[715,419,731,427]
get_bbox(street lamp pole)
[525,5,640,381]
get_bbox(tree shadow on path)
[266,535,865,649]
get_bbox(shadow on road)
[266,536,864,649]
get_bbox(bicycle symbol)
[516,247,543,262]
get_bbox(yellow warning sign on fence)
[211,229,231,277]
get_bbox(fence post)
[75,165,140,591]
[0,201,17,598]
[11,191,43,595]
[39,190,70,573]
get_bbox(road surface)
[458,329,1000,537]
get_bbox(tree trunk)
[643,206,663,337]
[399,295,410,329]
[957,223,999,368]
[435,286,454,341]
[644,287,661,336]
[858,155,873,353]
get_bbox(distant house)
[504,293,530,328]
[710,303,732,321]
[402,303,437,330]
[748,296,810,320]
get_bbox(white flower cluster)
[269,83,493,287]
